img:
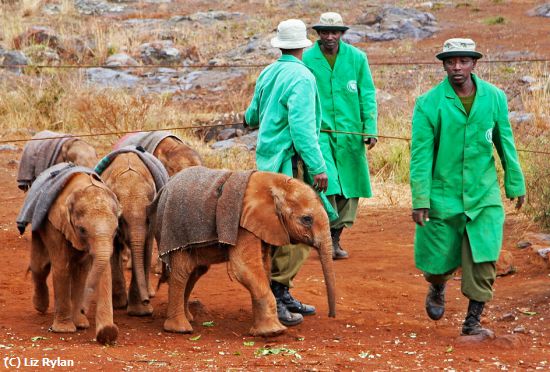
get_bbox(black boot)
[461,300,494,337]
[271,282,303,326]
[280,287,316,316]
[425,283,445,320]
[330,228,349,260]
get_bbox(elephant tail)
[156,260,169,290]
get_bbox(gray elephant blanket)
[16,163,100,234]
[94,146,169,191]
[115,131,181,154]
[152,166,254,267]
[17,130,81,190]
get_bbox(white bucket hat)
[312,12,349,32]
[436,38,483,60]
[270,19,312,49]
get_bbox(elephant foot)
[73,312,90,329]
[185,308,194,322]
[127,302,153,316]
[249,322,287,337]
[164,317,193,333]
[112,293,128,309]
[50,320,76,333]
[33,285,49,314]
[96,324,118,345]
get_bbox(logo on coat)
[485,128,493,143]
[347,80,358,93]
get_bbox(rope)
[1,124,548,155]
[0,58,548,70]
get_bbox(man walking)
[303,12,378,260]
[410,38,526,337]
[244,19,329,327]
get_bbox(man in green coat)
[244,19,329,327]
[303,12,378,260]
[410,38,526,338]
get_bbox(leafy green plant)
[484,16,506,25]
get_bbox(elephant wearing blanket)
[149,166,336,337]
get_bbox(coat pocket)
[429,179,445,217]
[477,121,495,146]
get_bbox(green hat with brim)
[312,12,349,32]
[436,38,483,60]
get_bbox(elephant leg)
[184,265,209,322]
[71,254,91,329]
[111,239,128,309]
[50,247,76,333]
[30,232,50,314]
[164,251,193,333]
[127,268,153,316]
[144,234,155,298]
[94,259,118,345]
[229,229,286,337]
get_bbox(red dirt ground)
[0,146,549,370]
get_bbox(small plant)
[484,16,506,25]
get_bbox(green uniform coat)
[245,54,337,220]
[410,74,525,274]
[245,54,326,177]
[303,40,378,198]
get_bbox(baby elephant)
[149,166,336,337]
[17,163,121,345]
[17,130,98,191]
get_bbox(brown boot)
[330,228,349,260]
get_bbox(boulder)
[85,67,140,88]
[106,53,139,67]
[211,131,258,151]
[356,6,438,41]
[508,111,535,125]
[75,0,126,15]
[13,26,61,50]
[140,41,181,65]
[496,250,515,277]
[528,3,550,17]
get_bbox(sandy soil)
[0,147,548,371]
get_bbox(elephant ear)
[240,176,290,247]
[48,189,85,251]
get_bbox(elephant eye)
[300,215,313,227]
[77,226,87,236]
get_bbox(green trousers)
[271,244,311,288]
[327,195,359,230]
[424,233,496,302]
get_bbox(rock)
[13,26,61,50]
[528,3,550,17]
[75,0,126,15]
[211,131,258,151]
[176,68,246,91]
[418,1,434,8]
[0,145,18,151]
[140,41,181,65]
[85,67,140,88]
[508,111,535,125]
[496,250,515,276]
[513,326,526,334]
[1,51,29,74]
[520,75,536,84]
[376,89,394,103]
[188,10,245,24]
[455,329,496,344]
[516,240,532,249]
[499,312,516,322]
[362,6,438,41]
[356,12,380,26]
[342,25,372,44]
[222,34,279,62]
[22,45,60,65]
[497,50,536,60]
[537,248,550,259]
[106,53,139,67]
[525,232,550,242]
[217,128,244,141]
[492,334,525,349]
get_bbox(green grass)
[484,16,506,25]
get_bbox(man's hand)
[412,208,430,226]
[312,172,328,193]
[510,195,525,210]
[365,137,377,150]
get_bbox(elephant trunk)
[318,231,336,317]
[129,236,150,306]
[81,241,113,314]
